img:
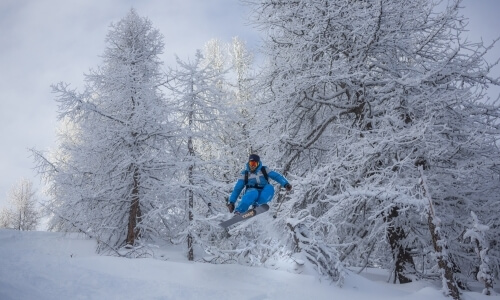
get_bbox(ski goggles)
[248,160,259,168]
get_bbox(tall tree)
[0,178,40,231]
[211,37,258,181]
[202,37,257,157]
[166,51,232,261]
[249,0,500,292]
[32,9,175,252]
[228,37,257,155]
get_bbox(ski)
[219,204,269,228]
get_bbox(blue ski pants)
[236,184,275,213]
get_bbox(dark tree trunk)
[187,164,194,261]
[428,214,460,299]
[418,166,460,300]
[187,136,194,261]
[386,206,416,284]
[127,166,141,246]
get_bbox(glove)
[285,183,292,191]
[227,202,235,213]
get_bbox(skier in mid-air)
[227,154,292,215]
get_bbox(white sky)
[0,0,499,208]
[0,0,260,207]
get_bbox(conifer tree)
[0,178,40,231]
[32,9,175,252]
[166,51,232,260]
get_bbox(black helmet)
[249,154,260,162]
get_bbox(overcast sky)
[1,0,499,209]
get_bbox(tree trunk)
[187,166,194,261]
[428,214,460,299]
[418,166,460,300]
[386,206,416,284]
[187,136,195,261]
[127,166,141,246]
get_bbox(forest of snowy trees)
[31,1,500,299]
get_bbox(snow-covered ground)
[0,229,497,300]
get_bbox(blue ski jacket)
[229,162,289,203]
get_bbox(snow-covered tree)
[203,38,227,75]
[248,0,500,292]
[464,211,494,296]
[203,37,258,166]
[199,37,259,196]
[166,51,234,260]
[0,178,40,231]
[32,9,175,253]
[189,38,286,267]
[227,37,258,154]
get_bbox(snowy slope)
[0,229,496,300]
